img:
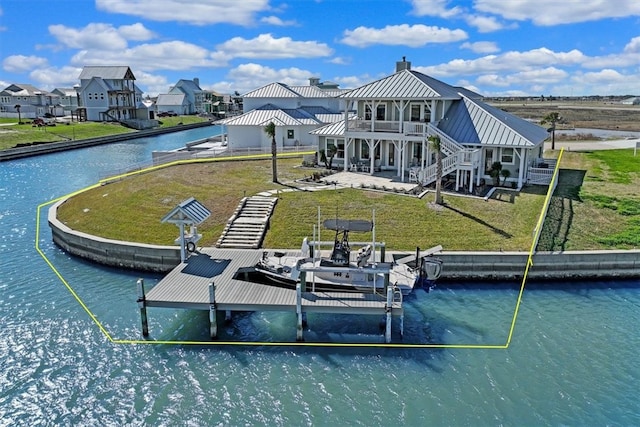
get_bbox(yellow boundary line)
[35,151,564,348]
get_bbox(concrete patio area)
[320,171,419,191]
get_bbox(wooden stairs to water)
[215,196,278,249]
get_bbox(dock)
[137,248,405,343]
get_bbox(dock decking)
[140,248,405,342]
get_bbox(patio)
[320,171,419,192]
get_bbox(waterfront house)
[77,66,150,127]
[313,58,550,191]
[51,87,79,116]
[167,78,205,114]
[219,79,350,151]
[0,84,62,120]
[156,93,189,116]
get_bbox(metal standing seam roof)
[437,94,549,147]
[339,69,462,100]
[242,82,303,98]
[78,66,135,80]
[161,197,211,225]
[156,93,186,106]
[219,105,342,126]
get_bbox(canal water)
[1,127,639,425]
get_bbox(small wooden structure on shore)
[136,247,405,343]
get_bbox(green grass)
[0,121,135,149]
[56,148,640,251]
[540,148,640,250]
[58,156,546,251]
[0,115,208,150]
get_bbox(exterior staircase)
[215,196,278,249]
[418,124,481,186]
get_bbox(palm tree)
[264,121,278,183]
[14,104,21,124]
[541,111,562,150]
[428,134,443,205]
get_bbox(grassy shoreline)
[56,150,640,252]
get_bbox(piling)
[209,282,217,339]
[296,282,304,341]
[385,286,393,343]
[136,278,149,337]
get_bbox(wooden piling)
[385,286,393,343]
[136,278,149,337]
[296,282,304,341]
[209,282,217,339]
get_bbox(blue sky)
[2,0,640,97]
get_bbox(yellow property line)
[34,151,564,348]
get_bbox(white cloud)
[476,67,568,87]
[460,41,500,54]
[29,66,84,88]
[71,41,218,71]
[215,63,317,94]
[48,22,155,50]
[475,0,640,26]
[464,14,512,33]
[624,36,640,53]
[213,34,333,61]
[341,24,468,48]
[410,0,463,18]
[3,55,49,73]
[260,16,297,26]
[418,47,586,77]
[329,57,350,65]
[117,23,156,41]
[96,0,269,26]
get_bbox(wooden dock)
[138,248,405,342]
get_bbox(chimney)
[309,77,320,86]
[193,77,200,87]
[395,56,411,72]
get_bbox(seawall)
[0,121,213,162]
[48,200,640,279]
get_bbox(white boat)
[253,218,443,295]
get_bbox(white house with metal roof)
[313,58,550,191]
[219,79,350,150]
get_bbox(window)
[501,148,515,164]
[411,105,421,122]
[364,105,372,120]
[360,142,370,159]
[388,144,395,166]
[287,129,294,139]
[336,141,344,159]
[376,105,385,120]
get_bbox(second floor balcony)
[347,119,428,136]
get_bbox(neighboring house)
[167,78,204,114]
[312,58,549,191]
[156,93,189,115]
[219,80,350,150]
[77,66,148,123]
[620,96,640,105]
[51,87,79,116]
[204,90,230,116]
[0,83,62,119]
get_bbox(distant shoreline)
[0,121,214,162]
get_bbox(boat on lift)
[253,218,443,295]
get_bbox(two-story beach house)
[219,79,351,151]
[77,66,149,126]
[0,84,63,119]
[156,78,205,116]
[312,58,550,191]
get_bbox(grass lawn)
[539,148,640,250]
[57,156,547,252]
[0,115,209,150]
[56,149,640,252]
